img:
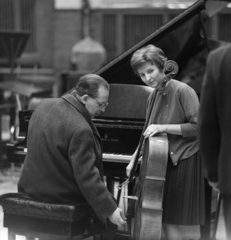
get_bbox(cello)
[119,60,179,240]
[131,134,168,240]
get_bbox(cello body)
[132,134,168,240]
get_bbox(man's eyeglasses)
[89,96,108,109]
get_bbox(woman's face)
[137,61,165,88]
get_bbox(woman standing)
[126,45,205,240]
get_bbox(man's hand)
[108,208,126,227]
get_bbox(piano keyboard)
[20,148,134,164]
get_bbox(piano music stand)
[0,30,31,79]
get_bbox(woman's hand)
[143,124,166,139]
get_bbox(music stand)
[0,31,31,177]
[0,31,31,109]
[0,30,31,79]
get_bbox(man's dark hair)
[75,74,109,98]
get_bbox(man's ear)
[81,95,88,104]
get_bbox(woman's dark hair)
[75,74,109,98]
[130,44,167,75]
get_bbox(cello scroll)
[160,60,179,88]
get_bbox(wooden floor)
[0,166,227,240]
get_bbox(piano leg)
[116,178,125,204]
[10,163,15,180]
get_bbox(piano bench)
[0,195,103,240]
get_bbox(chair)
[0,193,103,240]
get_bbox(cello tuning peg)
[123,196,138,200]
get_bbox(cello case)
[132,134,168,240]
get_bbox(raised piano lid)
[94,0,229,121]
[95,0,229,88]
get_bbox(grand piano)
[5,0,230,238]
[8,0,229,164]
